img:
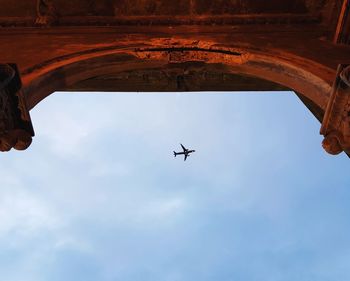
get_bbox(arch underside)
[22,43,332,121]
[67,63,289,93]
[1,0,348,155]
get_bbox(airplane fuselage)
[174,150,195,156]
[174,144,195,161]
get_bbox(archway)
[21,39,332,113]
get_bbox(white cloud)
[0,187,60,239]
[0,92,349,281]
[133,197,187,226]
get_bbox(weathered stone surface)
[0,0,349,154]
[0,64,34,152]
[35,0,58,26]
[194,0,308,14]
[333,0,350,44]
[6,33,334,112]
[0,0,341,28]
[0,0,311,17]
[0,1,36,17]
[68,66,288,92]
[321,65,350,155]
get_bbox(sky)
[0,91,349,281]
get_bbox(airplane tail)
[173,151,177,157]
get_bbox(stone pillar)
[321,64,350,155]
[0,64,34,152]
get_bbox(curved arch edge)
[21,40,334,112]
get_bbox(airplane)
[173,143,195,161]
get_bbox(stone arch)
[21,39,333,113]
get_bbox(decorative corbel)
[35,0,58,26]
[320,64,350,155]
[0,64,35,152]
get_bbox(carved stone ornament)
[35,0,58,26]
[320,64,350,155]
[0,64,34,152]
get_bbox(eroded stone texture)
[0,1,36,17]
[113,0,190,16]
[68,66,288,92]
[334,0,350,44]
[194,0,308,14]
[0,0,342,28]
[0,64,34,152]
[0,0,339,20]
[35,0,58,26]
[321,65,350,155]
[0,0,349,154]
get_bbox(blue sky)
[0,91,349,281]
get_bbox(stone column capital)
[321,64,350,156]
[0,64,34,152]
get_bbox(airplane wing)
[184,154,188,161]
[180,143,187,152]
